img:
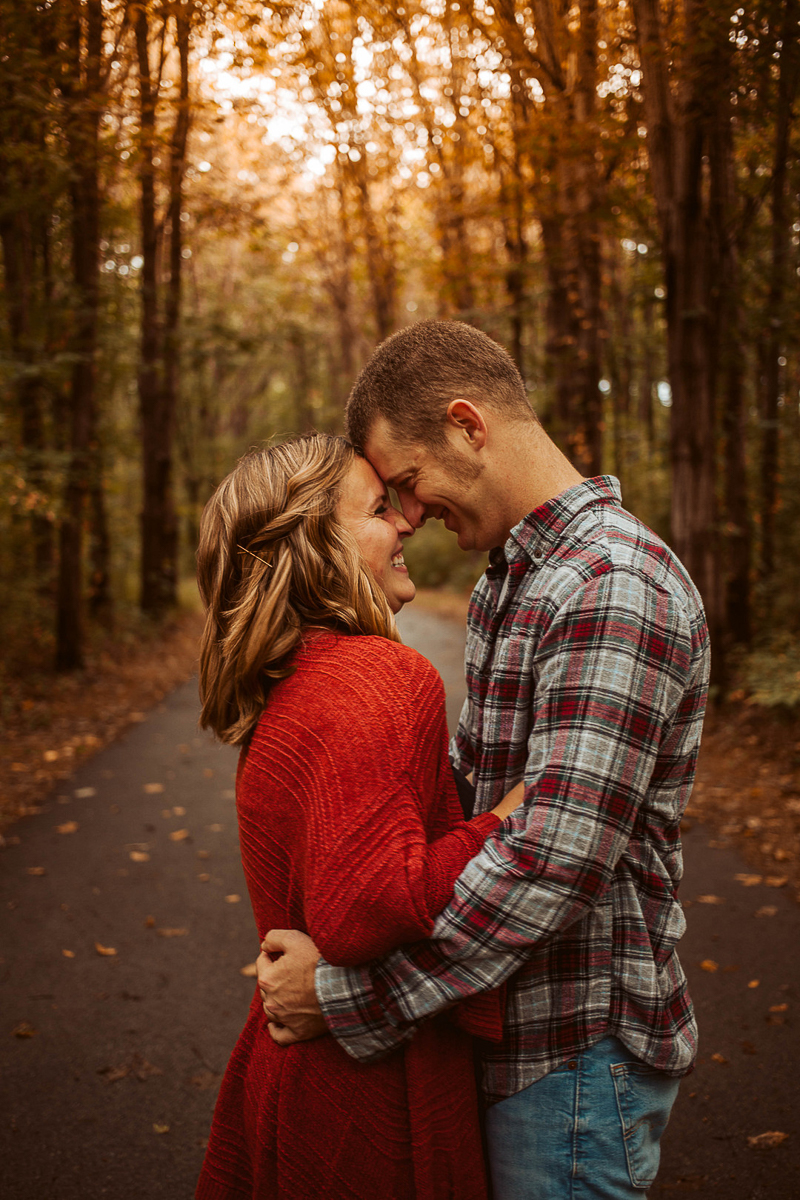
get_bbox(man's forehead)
[364,418,421,484]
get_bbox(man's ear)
[445,399,488,449]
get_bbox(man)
[257,320,709,1198]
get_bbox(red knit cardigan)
[195,632,503,1200]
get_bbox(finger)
[268,1021,300,1046]
[261,929,293,954]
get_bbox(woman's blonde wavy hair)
[197,434,400,745]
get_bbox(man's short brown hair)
[345,320,536,450]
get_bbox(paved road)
[1,609,798,1198]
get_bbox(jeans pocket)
[610,1061,680,1190]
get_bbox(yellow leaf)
[94,942,117,957]
[197,873,211,882]
[129,851,150,863]
[769,1003,789,1013]
[172,805,186,816]
[207,823,223,833]
[710,1052,728,1064]
[747,1131,788,1150]
[144,915,155,928]
[755,906,778,917]
[197,850,210,859]
[748,979,760,989]
[697,895,725,905]
[27,866,46,876]
[74,787,96,799]
[43,750,59,762]
[144,783,164,794]
[735,874,762,887]
[156,927,188,938]
[225,894,241,904]
[153,1124,170,1135]
[56,821,79,835]
[240,962,258,977]
[169,828,190,842]
[11,1022,36,1038]
[203,768,214,779]
[765,876,788,888]
[62,949,75,958]
[700,959,719,973]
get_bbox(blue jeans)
[484,1037,680,1199]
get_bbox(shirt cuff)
[315,958,416,1063]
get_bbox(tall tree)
[56,0,104,669]
[759,0,800,587]
[631,0,731,656]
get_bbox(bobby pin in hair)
[237,543,273,569]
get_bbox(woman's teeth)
[391,553,405,567]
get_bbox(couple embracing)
[195,320,709,1200]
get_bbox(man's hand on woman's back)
[257,928,327,1045]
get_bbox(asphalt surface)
[1,608,798,1199]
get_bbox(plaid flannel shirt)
[316,477,709,1103]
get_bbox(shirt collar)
[491,475,622,569]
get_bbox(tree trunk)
[56,0,102,670]
[632,0,723,659]
[136,5,177,617]
[760,0,799,585]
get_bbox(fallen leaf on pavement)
[710,1053,728,1064]
[769,1003,789,1013]
[765,876,788,888]
[169,829,190,842]
[206,823,223,833]
[735,874,762,886]
[741,1040,757,1054]
[748,979,760,989]
[74,787,96,799]
[130,851,150,863]
[94,942,117,956]
[197,850,210,859]
[56,821,79,835]
[240,962,258,977]
[144,783,164,794]
[144,916,155,928]
[756,906,778,917]
[197,873,211,882]
[153,1124,170,1134]
[203,768,214,778]
[697,895,725,905]
[747,1131,788,1150]
[225,894,241,904]
[27,867,46,876]
[43,750,59,762]
[189,1069,220,1090]
[11,1022,36,1038]
[172,806,186,816]
[62,949,75,958]
[700,959,719,972]
[156,927,188,938]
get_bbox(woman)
[194,435,521,1200]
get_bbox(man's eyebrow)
[385,469,415,488]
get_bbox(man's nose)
[398,494,427,530]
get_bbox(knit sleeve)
[300,650,499,969]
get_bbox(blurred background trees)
[1,0,799,699]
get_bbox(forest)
[1,0,799,700]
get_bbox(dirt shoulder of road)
[3,588,799,900]
[0,611,204,834]
[689,701,800,902]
